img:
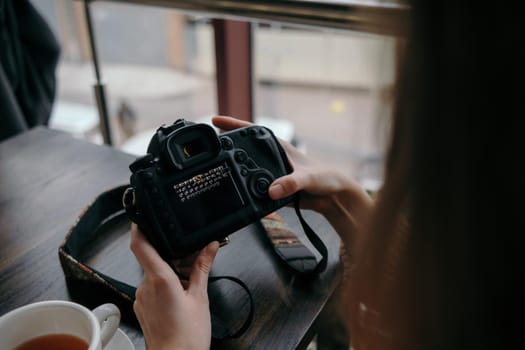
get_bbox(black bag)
[0,0,60,142]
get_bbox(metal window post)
[83,0,112,145]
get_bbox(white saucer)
[106,328,135,350]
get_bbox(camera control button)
[240,129,248,136]
[256,178,270,194]
[246,159,257,169]
[130,154,154,172]
[241,168,249,176]
[220,136,234,150]
[248,128,257,136]
[235,150,248,163]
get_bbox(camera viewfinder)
[166,124,220,169]
[183,140,204,158]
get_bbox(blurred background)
[32,0,399,192]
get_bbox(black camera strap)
[294,195,328,273]
[58,185,253,340]
[257,195,328,275]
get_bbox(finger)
[268,173,304,200]
[211,116,252,131]
[271,167,358,199]
[188,241,220,297]
[130,224,172,274]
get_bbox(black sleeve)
[0,0,60,142]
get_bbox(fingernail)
[269,183,284,198]
[207,241,220,253]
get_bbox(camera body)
[123,119,293,259]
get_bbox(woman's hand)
[130,224,219,350]
[212,116,374,255]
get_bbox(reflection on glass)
[254,23,396,188]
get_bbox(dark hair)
[349,1,516,349]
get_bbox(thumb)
[269,172,305,200]
[188,241,220,297]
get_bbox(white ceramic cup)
[0,300,121,350]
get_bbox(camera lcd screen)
[166,163,245,235]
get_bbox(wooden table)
[0,127,342,349]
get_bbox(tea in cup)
[0,300,121,350]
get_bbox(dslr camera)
[123,119,293,259]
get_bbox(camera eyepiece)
[166,123,220,170]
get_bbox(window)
[34,1,399,190]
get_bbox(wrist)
[321,185,373,252]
